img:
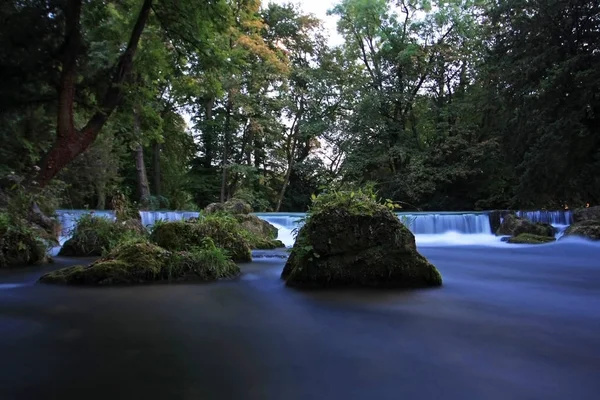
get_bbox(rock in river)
[281,192,442,289]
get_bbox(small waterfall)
[139,211,199,227]
[400,213,492,235]
[55,210,115,239]
[515,210,573,225]
[54,209,571,249]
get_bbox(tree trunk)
[133,108,151,204]
[134,143,151,204]
[203,97,215,168]
[220,93,233,202]
[276,98,304,212]
[34,0,153,188]
[96,182,106,209]
[152,140,161,196]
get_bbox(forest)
[1,0,598,212]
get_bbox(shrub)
[59,214,146,256]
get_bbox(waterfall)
[139,211,200,227]
[54,209,571,250]
[515,210,573,225]
[55,210,115,240]
[399,213,492,235]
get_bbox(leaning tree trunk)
[34,0,153,188]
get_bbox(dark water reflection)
[1,241,600,399]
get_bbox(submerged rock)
[563,220,600,241]
[39,241,240,285]
[507,233,556,244]
[281,194,442,289]
[496,214,555,237]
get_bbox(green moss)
[281,190,442,289]
[507,233,556,244]
[165,248,240,281]
[563,220,600,240]
[204,199,253,215]
[496,214,555,237]
[235,214,278,239]
[150,215,252,262]
[59,214,147,256]
[0,221,48,267]
[40,240,240,286]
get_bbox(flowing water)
[1,238,599,399]
[54,209,573,250]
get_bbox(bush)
[150,214,252,262]
[59,214,146,256]
[39,240,239,285]
[0,213,49,267]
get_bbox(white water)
[53,209,575,250]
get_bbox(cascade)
[515,210,573,225]
[139,211,200,227]
[54,209,572,249]
[399,212,492,235]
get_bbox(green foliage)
[307,186,400,218]
[150,215,252,262]
[0,211,49,268]
[40,238,240,285]
[1,0,598,212]
[507,233,556,245]
[59,214,146,257]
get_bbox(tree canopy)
[1,0,598,211]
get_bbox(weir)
[54,209,574,248]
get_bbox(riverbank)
[1,242,600,399]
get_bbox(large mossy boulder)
[59,214,146,257]
[507,233,556,244]
[204,199,252,215]
[39,241,240,285]
[563,220,600,241]
[150,215,252,262]
[281,191,442,289]
[496,214,555,237]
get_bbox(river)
[1,239,599,399]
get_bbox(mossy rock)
[281,192,442,289]
[573,207,600,223]
[39,241,240,285]
[150,216,252,262]
[496,214,555,237]
[563,220,600,240]
[0,229,48,267]
[165,250,240,282]
[204,199,252,215]
[235,214,278,239]
[59,215,146,257]
[507,233,556,244]
[0,215,49,268]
